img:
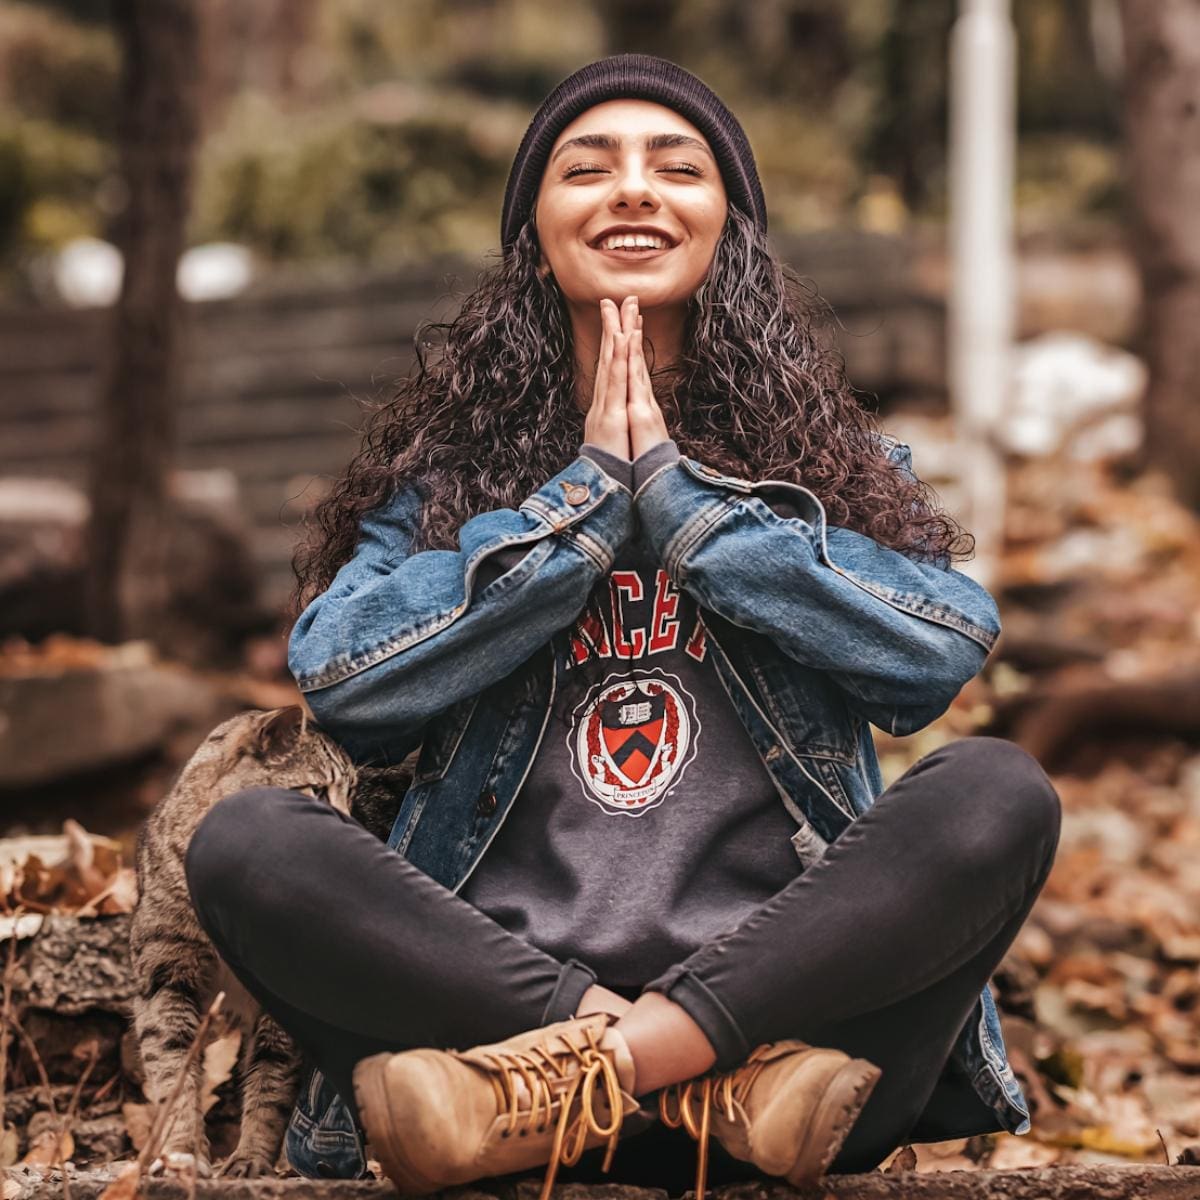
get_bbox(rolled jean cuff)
[541,958,598,1024]
[641,964,751,1071]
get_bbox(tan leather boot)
[659,1040,881,1200]
[352,1012,642,1199]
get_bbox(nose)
[608,157,660,212]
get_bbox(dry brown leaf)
[0,633,143,677]
[96,868,139,916]
[987,1134,1063,1169]
[121,1103,152,1153]
[18,1127,72,1167]
[882,1144,917,1173]
[2,823,133,916]
[200,1030,240,1115]
[1075,1125,1163,1157]
[97,1161,141,1200]
[0,1123,17,1167]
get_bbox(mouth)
[588,227,679,259]
[590,242,675,260]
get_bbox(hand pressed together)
[583,295,672,463]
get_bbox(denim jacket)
[283,436,1029,1178]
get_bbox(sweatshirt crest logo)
[568,669,700,817]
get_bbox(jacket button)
[562,482,590,505]
[477,791,498,817]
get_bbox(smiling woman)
[186,51,1058,1200]
[532,100,728,410]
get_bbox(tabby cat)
[130,704,416,1177]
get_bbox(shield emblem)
[569,669,700,816]
[598,685,667,787]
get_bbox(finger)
[622,295,638,336]
[607,319,628,412]
[594,299,614,410]
[632,330,653,410]
[628,325,643,390]
[631,313,649,387]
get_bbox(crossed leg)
[185,735,1059,1183]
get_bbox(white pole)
[948,0,1016,589]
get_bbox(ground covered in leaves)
[2,446,1200,1195]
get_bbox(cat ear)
[254,705,307,759]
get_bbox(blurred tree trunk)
[84,0,201,644]
[1117,0,1200,509]
[867,0,955,211]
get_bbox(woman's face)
[533,99,728,314]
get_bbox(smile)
[591,243,674,259]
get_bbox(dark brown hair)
[290,204,972,625]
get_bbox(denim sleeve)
[634,440,1002,737]
[287,454,634,761]
[471,444,634,591]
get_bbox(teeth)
[599,233,670,250]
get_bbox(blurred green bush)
[0,0,1127,292]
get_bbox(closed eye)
[563,163,703,178]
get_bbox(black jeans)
[185,735,1060,1187]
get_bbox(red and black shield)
[598,685,667,786]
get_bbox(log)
[14,914,135,1019]
[1,1166,1199,1200]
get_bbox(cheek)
[537,199,589,258]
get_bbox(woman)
[186,54,1061,1198]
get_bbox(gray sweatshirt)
[459,441,802,987]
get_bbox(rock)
[7,915,134,1087]
[65,1114,131,1166]
[16,914,134,1018]
[0,647,219,787]
[0,472,276,668]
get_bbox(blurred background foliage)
[0,0,1125,292]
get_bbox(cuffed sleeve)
[631,438,681,494]
[580,443,634,493]
[634,441,1001,737]
[287,455,634,762]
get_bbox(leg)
[820,902,1035,1172]
[128,909,218,1169]
[184,786,598,1116]
[624,737,1061,1159]
[221,1008,302,1178]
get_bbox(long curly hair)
[289,204,974,728]
[292,205,971,607]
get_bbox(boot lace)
[659,1044,772,1200]
[481,1021,626,1200]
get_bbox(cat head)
[215,705,357,815]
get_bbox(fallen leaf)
[18,1127,72,1167]
[0,1123,17,1166]
[200,1030,240,1115]
[883,1144,917,1173]
[97,1161,140,1200]
[121,1103,152,1153]
[987,1134,1063,1169]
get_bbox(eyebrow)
[550,132,713,164]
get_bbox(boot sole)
[785,1057,882,1186]
[353,1052,446,1196]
